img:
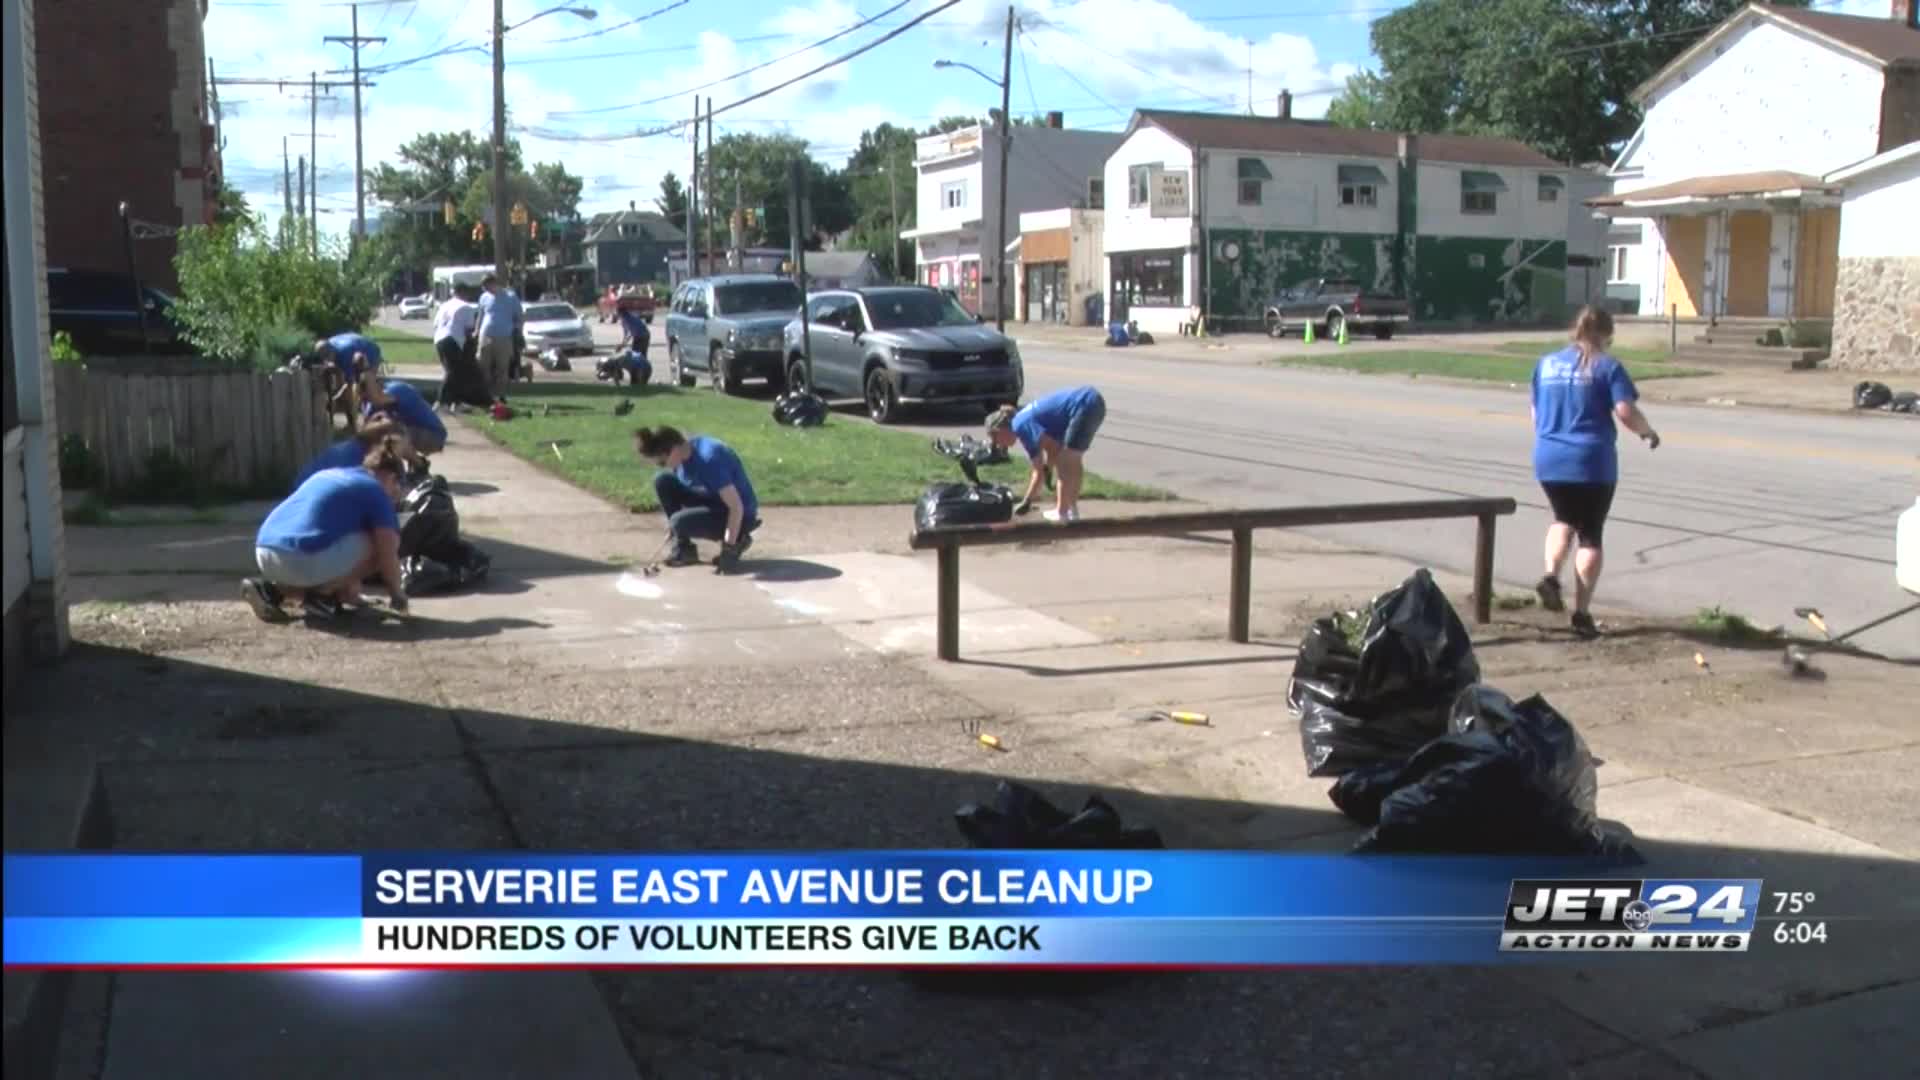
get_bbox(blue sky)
[204,0,1894,242]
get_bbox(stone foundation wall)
[1829,256,1920,373]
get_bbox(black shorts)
[1541,482,1616,548]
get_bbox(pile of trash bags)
[914,436,1017,531]
[1289,570,1636,860]
[1853,381,1918,413]
[393,472,491,596]
[771,391,827,427]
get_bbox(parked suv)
[47,268,194,355]
[785,286,1023,424]
[664,274,804,394]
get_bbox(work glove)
[1013,499,1034,516]
[712,541,744,574]
[388,592,409,615]
[1643,431,1661,451]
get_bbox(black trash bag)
[1290,569,1481,777]
[392,474,490,594]
[1344,685,1635,859]
[772,392,827,427]
[1327,759,1403,826]
[932,434,1011,477]
[954,781,1163,850]
[915,482,1015,532]
[1890,390,1918,414]
[1854,380,1893,409]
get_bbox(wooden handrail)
[910,496,1518,661]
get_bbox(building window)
[1606,223,1640,283]
[1462,190,1497,215]
[1608,246,1631,282]
[621,223,638,237]
[1238,179,1262,206]
[1460,170,1506,215]
[1335,164,1387,209]
[941,180,967,210]
[1087,177,1104,210]
[1235,157,1271,207]
[1537,175,1562,203]
[1341,184,1377,207]
[1109,249,1185,307]
[1128,164,1153,208]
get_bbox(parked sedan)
[397,294,432,320]
[785,286,1022,424]
[521,301,594,357]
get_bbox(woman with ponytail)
[1530,306,1660,639]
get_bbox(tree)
[925,115,977,136]
[704,132,854,250]
[842,123,919,280]
[1325,72,1391,131]
[1364,0,1803,162]
[655,171,688,231]
[212,177,251,227]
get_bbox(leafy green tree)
[1325,72,1392,131]
[1365,0,1804,162]
[212,177,251,227]
[841,123,919,280]
[172,221,382,368]
[704,132,854,250]
[655,170,688,231]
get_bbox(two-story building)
[583,204,687,290]
[1589,3,1920,323]
[1102,106,1574,336]
[903,113,1123,319]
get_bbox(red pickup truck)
[596,286,657,324]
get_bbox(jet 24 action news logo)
[1500,879,1762,952]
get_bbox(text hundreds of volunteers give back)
[373,866,1156,907]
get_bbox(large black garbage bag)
[1290,569,1480,777]
[1854,381,1893,409]
[772,392,826,427]
[1344,685,1635,859]
[955,781,1163,850]
[915,482,1015,532]
[1890,390,1918,414]
[393,474,490,595]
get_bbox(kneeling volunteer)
[634,425,760,572]
[360,374,448,454]
[985,385,1107,523]
[291,418,407,488]
[243,440,410,621]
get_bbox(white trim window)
[1607,224,1641,284]
[1128,164,1155,208]
[941,180,968,210]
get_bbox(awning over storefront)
[1537,174,1565,192]
[1237,157,1273,180]
[1337,164,1389,186]
[1586,170,1839,213]
[1461,170,1508,193]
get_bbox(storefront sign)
[1150,170,1189,218]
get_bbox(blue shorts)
[1062,392,1106,452]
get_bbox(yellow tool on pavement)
[1128,709,1211,727]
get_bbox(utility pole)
[297,156,307,243]
[703,97,714,276]
[491,0,508,278]
[887,154,900,282]
[731,171,744,270]
[789,158,813,391]
[994,5,1013,331]
[283,138,294,224]
[310,72,320,253]
[324,8,383,251]
[687,97,699,285]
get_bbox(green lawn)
[1490,340,1672,366]
[1270,349,1708,383]
[426,380,1164,511]
[367,325,438,366]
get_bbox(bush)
[171,218,383,367]
[51,331,84,367]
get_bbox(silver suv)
[783,286,1022,423]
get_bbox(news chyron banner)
[4,854,1776,969]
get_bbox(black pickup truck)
[1263,278,1410,341]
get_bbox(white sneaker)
[1042,508,1079,524]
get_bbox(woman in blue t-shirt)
[984,386,1108,523]
[242,440,410,622]
[1530,307,1662,639]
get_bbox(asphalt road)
[388,307,1920,658]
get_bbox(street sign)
[510,202,529,226]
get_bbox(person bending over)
[1530,306,1661,640]
[291,418,407,489]
[634,425,760,572]
[242,440,410,622]
[312,331,383,385]
[985,386,1107,523]
[359,373,448,455]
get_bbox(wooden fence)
[53,364,333,495]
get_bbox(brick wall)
[33,0,210,293]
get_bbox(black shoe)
[241,578,287,623]
[1535,575,1565,613]
[662,543,699,567]
[1570,611,1600,640]
[302,594,345,621]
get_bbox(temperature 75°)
[1773,891,1816,914]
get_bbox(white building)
[1101,107,1573,336]
[1825,140,1920,372]
[903,114,1123,320]
[1013,207,1104,325]
[1590,3,1920,322]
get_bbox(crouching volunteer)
[634,425,760,572]
[242,440,410,622]
[985,385,1107,523]
[291,417,407,488]
[359,373,448,454]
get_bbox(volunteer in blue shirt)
[313,332,382,384]
[985,385,1108,523]
[291,417,405,488]
[618,303,651,355]
[634,425,760,572]
[477,276,523,399]
[243,440,411,622]
[1530,307,1661,639]
[358,374,448,454]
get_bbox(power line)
[526,0,691,46]
[549,0,921,117]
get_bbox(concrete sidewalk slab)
[1659,980,1920,1080]
[103,972,638,1080]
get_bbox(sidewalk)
[14,423,1918,1079]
